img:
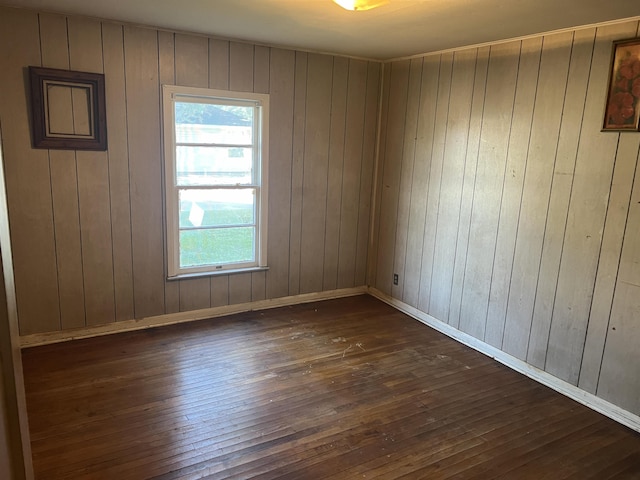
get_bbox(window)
[163,85,269,278]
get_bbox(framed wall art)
[29,66,107,150]
[603,38,640,131]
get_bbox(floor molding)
[368,287,640,434]
[20,286,367,348]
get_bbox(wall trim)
[368,287,640,434]
[20,286,367,348]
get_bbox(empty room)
[1,0,640,478]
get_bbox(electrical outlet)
[393,273,399,285]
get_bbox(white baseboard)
[368,287,640,434]
[20,286,367,348]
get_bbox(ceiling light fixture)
[333,0,389,11]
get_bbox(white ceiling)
[3,0,640,60]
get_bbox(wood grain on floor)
[22,295,640,479]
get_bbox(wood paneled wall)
[372,20,640,415]
[0,7,380,336]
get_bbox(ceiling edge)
[0,3,384,62]
[385,14,640,63]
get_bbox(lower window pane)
[180,227,255,267]
[179,189,255,228]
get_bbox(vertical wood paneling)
[354,61,380,286]
[251,272,266,302]
[448,46,490,329]
[210,276,229,307]
[71,87,91,133]
[545,22,639,385]
[266,48,295,299]
[229,42,254,92]
[417,53,453,313]
[124,26,165,319]
[158,30,179,315]
[597,149,640,411]
[48,150,85,325]
[39,14,86,330]
[429,49,476,321]
[2,7,379,339]
[288,51,307,296]
[374,19,640,418]
[102,23,135,323]
[375,60,410,295]
[322,57,348,291]
[46,88,74,133]
[69,18,116,326]
[253,45,270,94]
[501,34,571,356]
[0,8,60,335]
[229,274,251,305]
[597,281,640,414]
[402,56,439,307]
[175,34,208,87]
[174,33,212,312]
[458,42,520,339]
[527,28,596,370]
[299,54,333,294]
[483,37,542,347]
[578,24,640,393]
[178,278,210,312]
[580,137,639,392]
[209,39,229,90]
[391,58,422,300]
[616,161,640,290]
[337,59,367,289]
[37,18,70,117]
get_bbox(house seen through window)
[163,86,269,277]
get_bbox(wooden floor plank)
[22,295,640,479]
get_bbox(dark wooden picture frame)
[602,38,640,131]
[29,66,107,150]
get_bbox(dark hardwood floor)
[22,295,640,479]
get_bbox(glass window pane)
[179,189,255,228]
[176,146,253,186]
[179,227,255,267]
[175,102,253,145]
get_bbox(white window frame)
[163,85,269,278]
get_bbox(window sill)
[167,266,269,281]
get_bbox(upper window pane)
[176,146,253,186]
[175,102,253,145]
